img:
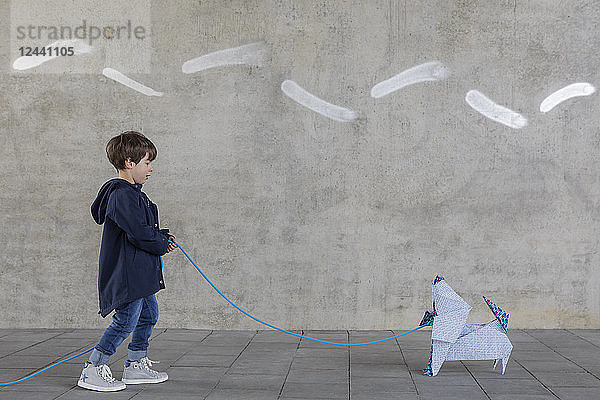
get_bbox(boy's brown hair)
[106,131,157,172]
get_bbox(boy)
[78,131,177,392]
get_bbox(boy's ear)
[124,157,134,169]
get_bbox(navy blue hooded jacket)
[91,178,169,317]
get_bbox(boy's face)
[125,152,153,184]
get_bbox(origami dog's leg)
[501,354,510,374]
[423,343,434,376]
[430,340,452,376]
[493,359,499,370]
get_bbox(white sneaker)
[77,362,126,392]
[122,357,168,384]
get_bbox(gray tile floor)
[0,328,599,399]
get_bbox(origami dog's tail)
[483,296,509,331]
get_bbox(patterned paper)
[420,277,513,376]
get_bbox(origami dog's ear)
[420,309,436,326]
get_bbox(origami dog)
[420,276,513,376]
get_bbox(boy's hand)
[166,236,177,253]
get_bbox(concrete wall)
[1,0,599,329]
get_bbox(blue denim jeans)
[89,294,158,366]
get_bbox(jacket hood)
[91,178,142,224]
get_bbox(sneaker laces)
[98,364,116,383]
[139,357,160,375]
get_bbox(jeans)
[89,294,158,366]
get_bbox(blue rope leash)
[0,346,94,387]
[171,240,427,346]
[0,240,426,386]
